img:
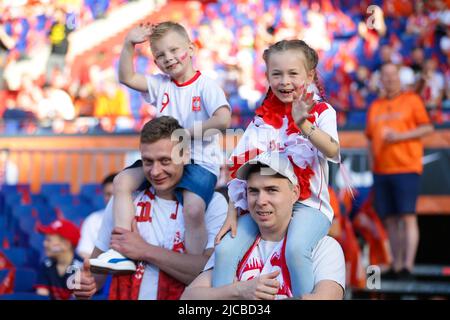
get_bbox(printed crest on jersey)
[191,96,201,111]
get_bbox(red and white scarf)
[236,235,293,299]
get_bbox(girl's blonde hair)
[263,40,325,99]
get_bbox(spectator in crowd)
[35,219,83,300]
[181,152,345,300]
[0,23,17,90]
[37,83,75,122]
[46,9,73,82]
[93,77,130,118]
[418,58,445,112]
[76,173,116,259]
[0,148,18,185]
[365,62,434,279]
[409,47,425,78]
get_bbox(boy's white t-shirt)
[95,189,228,300]
[143,72,230,177]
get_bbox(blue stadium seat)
[40,183,71,197]
[1,247,29,267]
[29,194,47,206]
[4,194,23,208]
[0,215,7,229]
[54,204,92,227]
[0,292,49,300]
[18,215,38,237]
[79,183,102,199]
[86,194,105,211]
[0,184,31,195]
[28,233,45,260]
[0,229,14,248]
[47,194,84,207]
[13,268,37,292]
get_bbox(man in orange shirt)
[366,62,434,279]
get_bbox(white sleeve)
[76,212,98,255]
[229,117,272,160]
[94,199,114,252]
[311,236,346,291]
[141,74,165,105]
[204,193,228,250]
[316,106,340,163]
[201,77,230,117]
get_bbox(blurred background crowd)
[1,0,450,135]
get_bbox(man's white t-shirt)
[143,72,230,177]
[95,189,227,300]
[76,210,104,257]
[204,236,346,298]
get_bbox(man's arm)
[142,246,213,285]
[188,106,231,138]
[181,270,238,299]
[110,226,212,285]
[73,247,107,299]
[301,280,344,300]
[385,124,434,143]
[181,269,280,300]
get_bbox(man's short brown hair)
[150,21,191,44]
[140,116,183,144]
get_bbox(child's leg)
[212,213,259,287]
[113,166,146,230]
[90,166,145,274]
[182,190,207,255]
[286,202,331,297]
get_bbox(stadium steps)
[350,264,450,299]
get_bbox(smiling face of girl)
[265,49,315,104]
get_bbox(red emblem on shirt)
[192,96,201,111]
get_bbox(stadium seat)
[47,194,84,207]
[79,183,103,199]
[13,268,37,292]
[28,233,45,260]
[0,230,14,248]
[0,184,31,195]
[40,183,71,197]
[1,247,29,267]
[0,215,7,230]
[0,293,49,300]
[29,194,48,206]
[86,194,106,211]
[54,204,92,227]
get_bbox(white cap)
[236,151,298,185]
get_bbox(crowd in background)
[0,0,449,135]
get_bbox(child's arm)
[113,166,146,229]
[188,105,231,139]
[291,88,340,159]
[118,24,152,92]
[214,198,238,244]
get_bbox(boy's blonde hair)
[150,21,191,44]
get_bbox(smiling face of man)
[140,138,185,200]
[246,169,299,241]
